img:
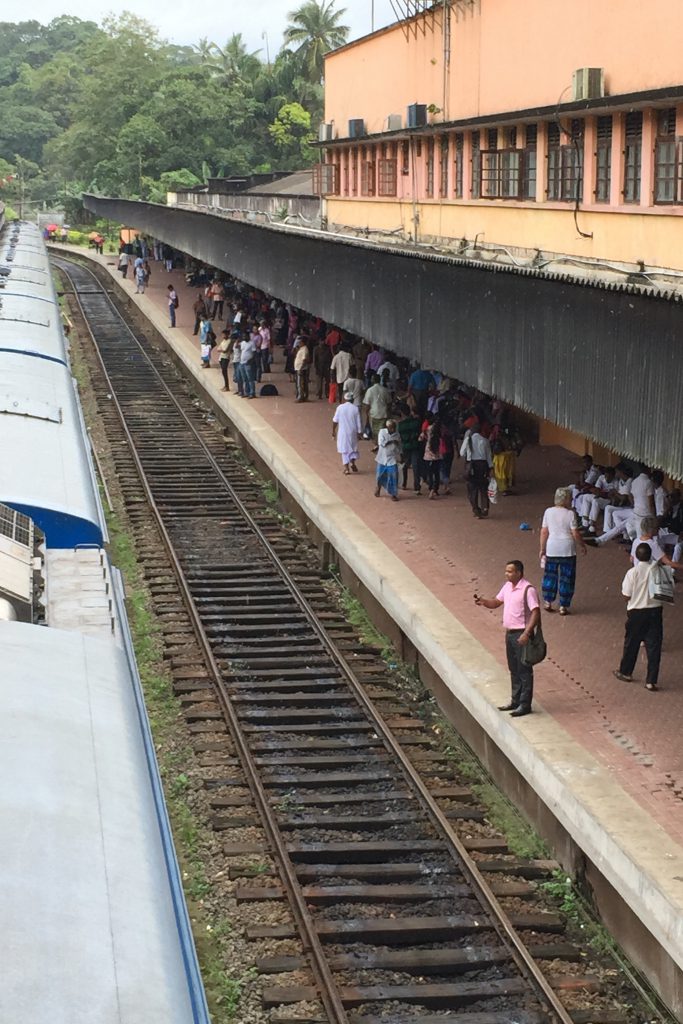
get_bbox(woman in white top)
[539,487,587,615]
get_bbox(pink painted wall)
[325,0,683,134]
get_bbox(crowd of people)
[115,238,682,702]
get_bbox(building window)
[654,108,681,204]
[479,127,521,200]
[439,137,449,197]
[595,116,612,203]
[454,133,464,198]
[623,111,642,204]
[360,156,376,196]
[481,141,500,199]
[342,152,349,196]
[378,157,398,196]
[547,120,583,201]
[313,162,339,196]
[523,124,537,200]
[426,138,435,197]
[471,131,481,198]
[351,149,358,196]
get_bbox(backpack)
[173,294,179,309]
[207,325,217,347]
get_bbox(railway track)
[55,255,637,1024]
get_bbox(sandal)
[613,670,633,682]
[343,468,350,475]
[559,607,570,616]
[543,602,554,612]
[350,461,358,473]
[645,683,658,691]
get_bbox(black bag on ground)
[260,383,278,397]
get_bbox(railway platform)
[59,245,683,1010]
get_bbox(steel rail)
[56,256,350,1024]
[57,253,576,1024]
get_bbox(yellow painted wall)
[326,198,683,272]
[325,0,683,132]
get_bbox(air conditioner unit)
[572,68,605,102]
[348,118,366,138]
[407,103,427,129]
[387,113,403,131]
[319,121,334,142]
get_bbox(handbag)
[648,562,675,603]
[520,586,547,666]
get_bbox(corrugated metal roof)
[245,170,316,197]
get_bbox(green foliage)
[0,5,348,216]
[268,101,316,167]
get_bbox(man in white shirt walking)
[614,544,664,691]
[460,423,493,519]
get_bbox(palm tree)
[283,0,349,84]
[203,34,262,89]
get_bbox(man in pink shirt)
[474,560,540,717]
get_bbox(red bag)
[328,381,337,404]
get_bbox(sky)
[9,0,401,56]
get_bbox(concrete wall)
[175,192,321,226]
[325,0,683,129]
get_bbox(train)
[0,219,210,1024]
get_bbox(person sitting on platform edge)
[474,560,540,717]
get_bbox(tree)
[202,34,262,90]
[268,102,316,168]
[283,0,349,84]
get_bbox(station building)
[82,0,683,481]
[319,0,683,274]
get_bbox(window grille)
[547,120,583,201]
[471,131,481,198]
[377,158,398,197]
[480,148,522,199]
[523,124,537,200]
[439,137,449,197]
[426,138,435,197]
[360,160,376,196]
[351,151,358,195]
[654,109,682,204]
[0,503,31,547]
[595,115,612,203]
[623,111,642,203]
[454,133,464,198]
[312,163,339,196]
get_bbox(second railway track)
[56,255,643,1024]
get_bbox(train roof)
[1,620,207,1024]
[0,291,67,362]
[0,351,106,547]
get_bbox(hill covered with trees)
[0,2,348,219]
